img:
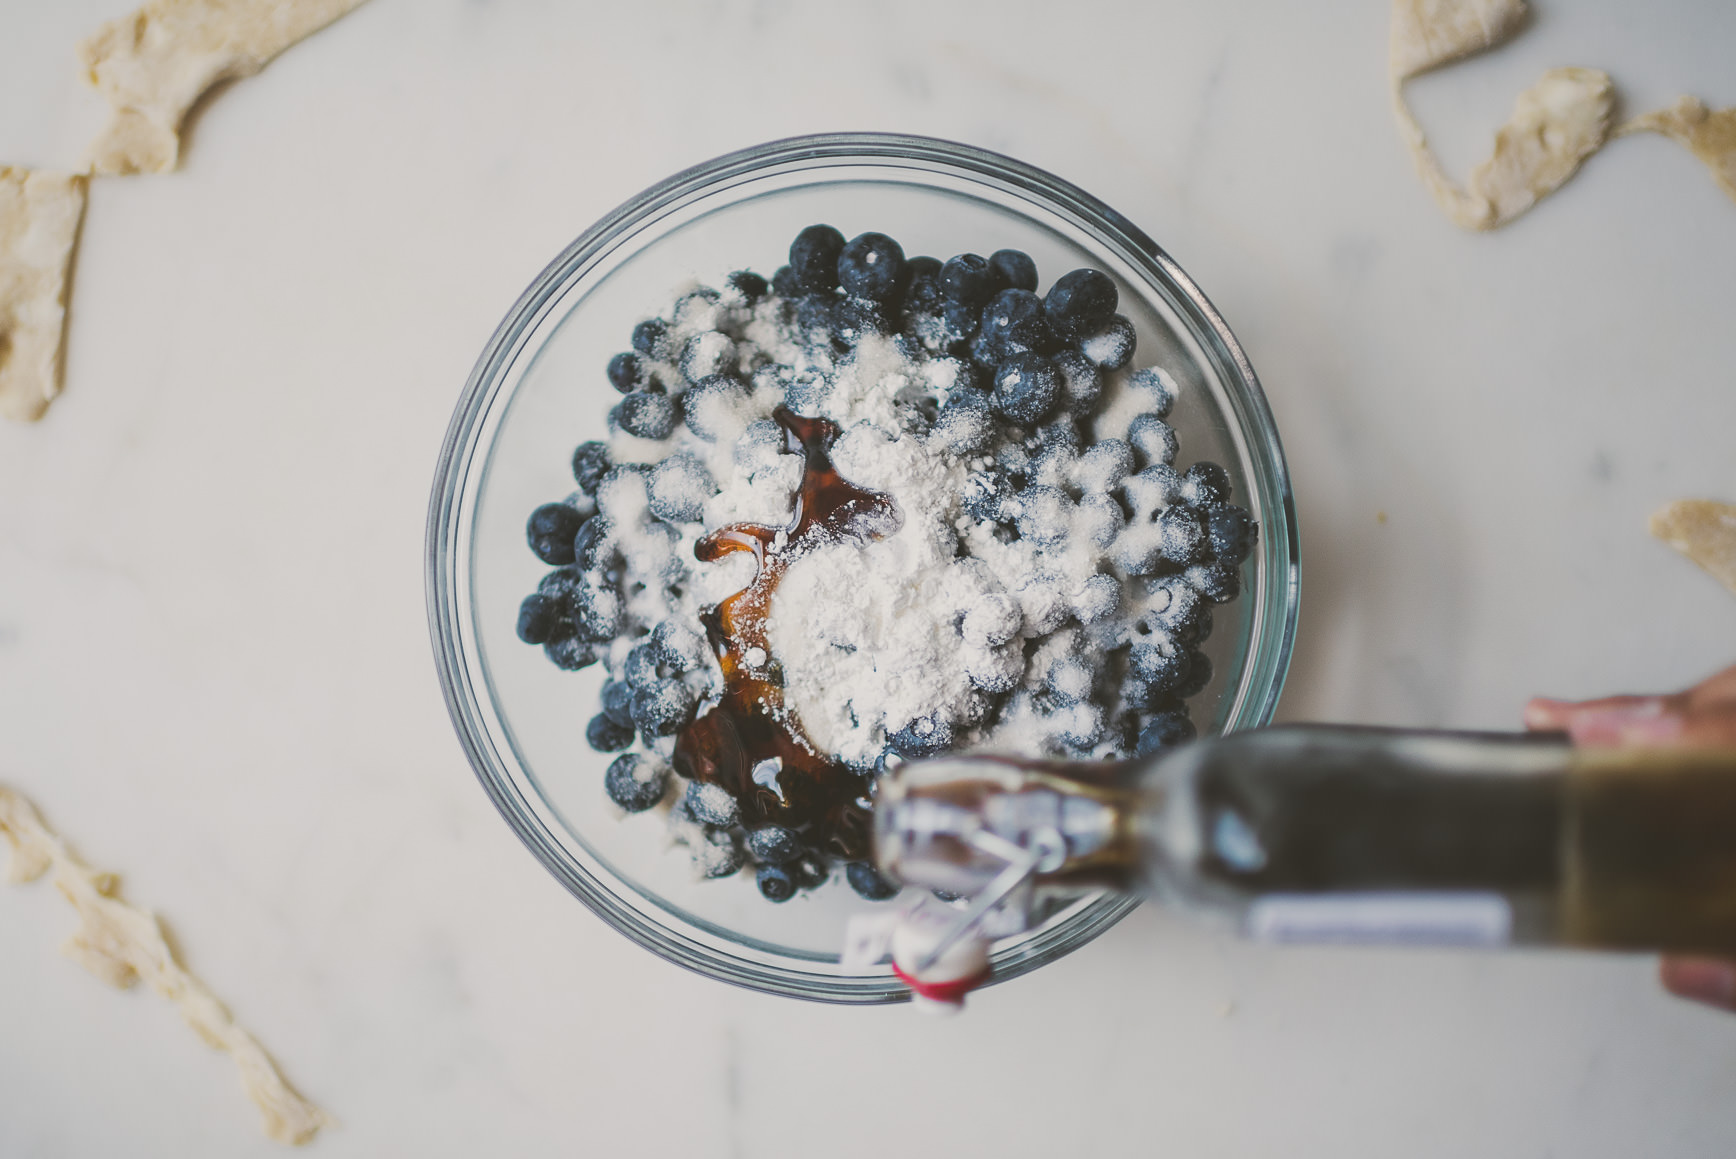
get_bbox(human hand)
[1525,664,1736,1012]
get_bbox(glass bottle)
[873,725,1736,952]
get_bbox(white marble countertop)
[3,1,1735,1154]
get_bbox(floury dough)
[0,169,88,422]
[0,785,330,1145]
[1388,0,1613,231]
[1618,98,1736,205]
[1651,500,1736,598]
[1388,0,1736,230]
[81,0,372,175]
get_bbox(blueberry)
[931,389,994,456]
[906,255,943,280]
[1123,464,1185,521]
[1010,483,1073,550]
[526,503,584,565]
[939,253,997,307]
[756,863,797,902]
[837,232,906,302]
[570,515,616,572]
[991,353,1062,425]
[1079,314,1137,370]
[568,574,620,642]
[1129,638,1192,695]
[631,318,669,360]
[934,299,980,352]
[1136,710,1196,755]
[975,289,1057,365]
[516,593,560,644]
[902,255,943,310]
[683,374,747,443]
[794,294,839,345]
[1072,570,1122,622]
[623,642,661,689]
[545,633,597,671]
[692,828,745,879]
[1203,503,1257,564]
[1074,439,1134,493]
[606,351,642,394]
[600,678,635,727]
[679,331,737,382]
[1128,367,1176,419]
[1156,504,1207,564]
[605,753,668,812]
[960,470,1013,524]
[789,224,846,292]
[586,712,634,752]
[1044,268,1118,339]
[727,269,769,304]
[770,264,799,297]
[650,619,706,673]
[1075,492,1126,550]
[989,249,1039,292]
[1047,654,1094,703]
[684,779,741,827]
[886,713,953,757]
[1185,559,1241,603]
[1144,575,1205,640]
[631,680,697,740]
[571,441,612,495]
[1175,649,1213,698]
[1128,413,1179,467]
[611,391,677,440]
[1181,462,1232,506]
[782,369,830,414]
[648,452,717,524]
[846,861,901,901]
[1052,349,1103,414]
[747,825,802,865]
[836,295,890,341]
[789,854,830,891]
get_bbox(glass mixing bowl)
[427,133,1299,1003]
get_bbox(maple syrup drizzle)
[673,407,902,860]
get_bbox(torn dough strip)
[0,169,88,423]
[82,0,371,175]
[1619,97,1736,206]
[0,785,330,1145]
[1389,0,1613,231]
[1651,500,1736,598]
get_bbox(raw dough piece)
[1389,0,1528,80]
[1620,97,1736,206]
[82,0,370,175]
[0,169,88,422]
[1651,500,1736,597]
[0,785,330,1145]
[1389,0,1613,231]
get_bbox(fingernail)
[1661,957,1736,1010]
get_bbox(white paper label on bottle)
[1246,893,1513,946]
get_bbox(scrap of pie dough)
[0,169,88,423]
[1389,0,1614,231]
[1390,0,1529,81]
[1651,500,1736,597]
[0,785,330,1145]
[1620,97,1736,206]
[81,0,370,175]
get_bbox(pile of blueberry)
[513,222,1257,903]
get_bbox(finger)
[1660,956,1736,1012]
[1686,664,1736,711]
[1523,696,1676,747]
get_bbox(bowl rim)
[426,131,1300,1003]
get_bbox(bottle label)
[1246,892,1513,946]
